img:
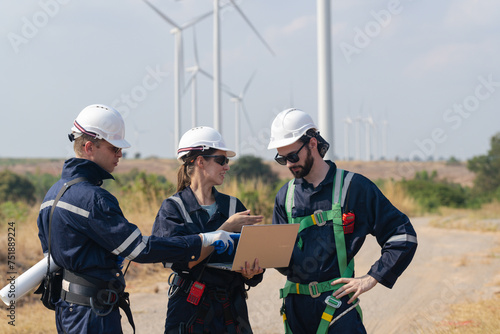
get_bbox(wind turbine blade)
[222,86,238,98]
[182,9,213,29]
[198,68,213,80]
[241,103,256,134]
[242,70,257,96]
[143,0,180,29]
[184,73,196,95]
[193,26,199,66]
[228,0,276,56]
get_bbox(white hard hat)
[177,126,236,161]
[71,104,131,148]
[267,108,317,149]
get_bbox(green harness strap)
[280,169,362,334]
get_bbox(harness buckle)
[90,289,118,317]
[308,281,321,298]
[324,295,342,309]
[313,210,326,226]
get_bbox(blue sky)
[1,0,499,161]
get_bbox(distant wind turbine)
[184,27,216,128]
[213,0,275,134]
[364,115,373,161]
[354,103,363,161]
[226,71,257,155]
[143,0,213,150]
[344,117,353,161]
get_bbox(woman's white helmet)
[177,126,236,161]
[70,104,131,148]
[268,108,317,149]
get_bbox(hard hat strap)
[73,120,101,139]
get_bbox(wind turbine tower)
[212,0,275,135]
[354,115,362,161]
[143,0,212,150]
[364,116,373,161]
[344,117,352,161]
[227,71,257,155]
[317,0,334,160]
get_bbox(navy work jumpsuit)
[273,161,418,333]
[152,186,263,334]
[37,158,202,334]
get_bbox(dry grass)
[219,178,275,225]
[429,204,500,232]
[379,180,423,217]
[432,295,500,334]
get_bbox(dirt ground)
[121,217,500,334]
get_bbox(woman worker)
[152,126,265,334]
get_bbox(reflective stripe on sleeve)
[385,234,418,246]
[39,200,90,218]
[229,196,236,216]
[125,235,149,260]
[40,200,53,211]
[170,196,193,223]
[112,228,141,256]
[56,201,90,218]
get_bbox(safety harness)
[46,177,135,333]
[279,169,362,334]
[167,194,244,334]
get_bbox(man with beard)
[267,108,417,334]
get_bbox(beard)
[289,146,314,178]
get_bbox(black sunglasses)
[203,155,229,166]
[274,140,309,165]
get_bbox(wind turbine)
[364,115,374,161]
[143,0,213,151]
[212,0,275,134]
[381,112,389,160]
[184,27,216,128]
[354,103,364,161]
[132,122,148,159]
[226,71,257,155]
[317,0,334,160]
[343,117,353,161]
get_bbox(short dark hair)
[299,128,330,158]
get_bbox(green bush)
[25,172,60,201]
[105,169,176,204]
[0,201,31,223]
[230,155,279,186]
[0,170,36,204]
[399,171,470,212]
[468,132,500,194]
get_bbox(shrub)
[0,170,36,204]
[230,155,279,186]
[399,171,469,212]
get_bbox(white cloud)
[404,43,474,76]
[444,0,500,29]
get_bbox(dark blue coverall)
[152,186,263,334]
[37,158,202,334]
[273,161,418,333]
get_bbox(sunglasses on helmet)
[274,140,309,165]
[203,155,229,166]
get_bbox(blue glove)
[201,231,240,254]
[211,233,240,254]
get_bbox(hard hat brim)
[177,147,236,161]
[106,138,131,149]
[267,137,300,150]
